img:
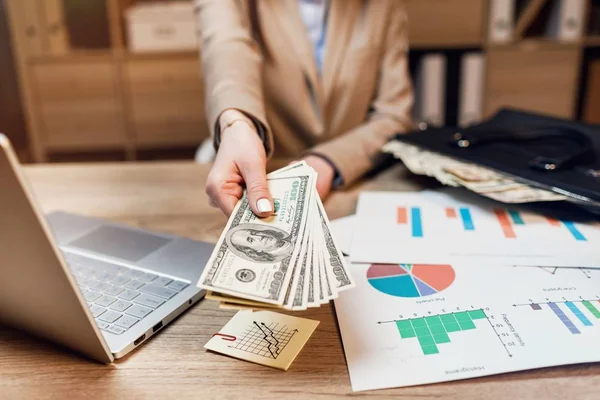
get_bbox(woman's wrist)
[219,109,256,136]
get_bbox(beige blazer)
[195,0,413,185]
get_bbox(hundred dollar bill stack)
[197,162,354,310]
[383,141,567,204]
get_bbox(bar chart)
[386,310,488,355]
[398,206,477,237]
[495,210,587,241]
[397,205,589,241]
[445,207,475,231]
[336,257,600,391]
[354,192,600,267]
[521,300,600,334]
[397,207,424,237]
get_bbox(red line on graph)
[445,208,457,218]
[397,207,407,224]
[546,217,561,226]
[494,209,516,239]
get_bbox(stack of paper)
[333,190,600,391]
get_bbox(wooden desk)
[1,162,598,399]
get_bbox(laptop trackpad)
[68,226,171,262]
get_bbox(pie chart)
[367,264,455,297]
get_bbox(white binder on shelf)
[413,53,447,129]
[458,53,486,128]
[545,0,586,42]
[488,0,515,44]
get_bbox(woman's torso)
[249,0,393,157]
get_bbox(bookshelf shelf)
[6,0,209,162]
[5,0,599,162]
[585,36,600,47]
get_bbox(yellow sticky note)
[204,310,320,370]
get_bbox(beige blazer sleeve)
[194,0,273,154]
[311,3,414,186]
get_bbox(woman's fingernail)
[257,198,273,213]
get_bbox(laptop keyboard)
[64,253,189,335]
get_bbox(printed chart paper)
[205,311,319,370]
[330,215,356,256]
[334,262,600,390]
[351,191,600,267]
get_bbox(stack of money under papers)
[383,140,567,204]
[197,162,355,311]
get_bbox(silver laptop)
[0,134,213,363]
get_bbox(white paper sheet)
[330,215,356,256]
[333,260,600,390]
[350,191,600,268]
[331,216,600,391]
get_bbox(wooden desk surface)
[1,162,598,399]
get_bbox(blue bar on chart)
[411,207,423,238]
[508,210,524,225]
[562,221,587,241]
[548,303,581,334]
[459,208,475,231]
[565,302,593,326]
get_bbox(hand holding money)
[198,162,354,310]
[205,113,274,218]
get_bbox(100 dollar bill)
[198,172,314,305]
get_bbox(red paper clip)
[213,332,237,341]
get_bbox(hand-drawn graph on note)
[230,321,298,359]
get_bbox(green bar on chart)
[428,324,447,335]
[455,312,476,330]
[468,309,487,320]
[414,327,430,338]
[411,318,427,328]
[418,335,435,346]
[395,311,486,356]
[440,314,461,332]
[422,344,439,355]
[458,319,476,330]
[425,315,443,326]
[443,322,462,332]
[395,320,416,338]
[582,301,600,318]
[433,332,451,344]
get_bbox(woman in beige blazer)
[196,0,413,217]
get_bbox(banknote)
[315,196,355,291]
[384,140,568,204]
[198,162,354,310]
[306,238,316,307]
[198,172,314,305]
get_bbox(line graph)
[230,321,298,359]
[254,321,280,358]
[538,267,594,279]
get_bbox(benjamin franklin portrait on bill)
[225,223,294,263]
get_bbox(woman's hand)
[301,155,335,200]
[206,112,273,218]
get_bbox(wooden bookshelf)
[6,0,208,162]
[585,36,600,46]
[5,0,600,162]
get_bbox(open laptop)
[0,134,213,363]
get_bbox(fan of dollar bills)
[197,161,355,311]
